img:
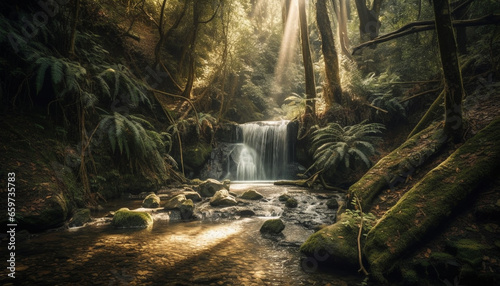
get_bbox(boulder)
[179,199,195,219]
[240,189,264,200]
[326,198,339,209]
[164,194,187,210]
[69,208,91,227]
[111,208,153,228]
[285,197,298,208]
[260,219,285,234]
[142,193,161,208]
[279,194,291,202]
[210,190,238,207]
[198,179,228,197]
[300,214,359,270]
[183,191,202,202]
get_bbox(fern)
[97,112,175,177]
[95,64,150,108]
[308,121,385,175]
[30,55,87,100]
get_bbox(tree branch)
[352,14,500,54]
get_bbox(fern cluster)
[308,120,385,176]
[98,112,174,177]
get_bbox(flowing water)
[3,184,363,286]
[236,121,292,181]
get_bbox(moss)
[279,194,291,201]
[260,219,285,234]
[364,118,500,281]
[300,214,359,270]
[179,199,194,219]
[240,189,264,200]
[348,122,445,210]
[69,208,91,227]
[448,239,492,267]
[285,198,298,208]
[142,193,161,208]
[111,208,153,228]
[183,141,212,169]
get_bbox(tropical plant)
[97,111,173,178]
[95,64,150,108]
[308,120,385,175]
[371,95,407,122]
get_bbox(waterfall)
[236,120,291,181]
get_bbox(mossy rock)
[285,198,298,208]
[69,208,91,227]
[198,179,228,197]
[210,190,237,207]
[111,208,153,229]
[326,198,339,209]
[300,214,359,270]
[279,194,291,201]
[183,141,212,169]
[18,193,69,231]
[183,191,202,202]
[240,189,264,200]
[142,193,161,208]
[164,194,187,210]
[179,199,195,219]
[260,219,285,235]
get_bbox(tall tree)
[298,0,316,119]
[316,0,342,107]
[354,0,383,41]
[333,0,352,57]
[432,0,465,141]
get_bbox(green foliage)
[342,198,377,236]
[29,55,87,99]
[308,121,385,175]
[95,64,150,107]
[97,112,174,178]
[279,93,312,120]
[371,95,407,122]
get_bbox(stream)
[4,184,364,285]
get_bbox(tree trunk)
[335,0,352,57]
[316,0,342,107]
[68,0,81,58]
[298,0,316,118]
[354,0,383,42]
[432,0,465,142]
[181,1,200,99]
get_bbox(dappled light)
[1,0,500,284]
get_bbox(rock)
[240,189,264,200]
[164,194,187,210]
[326,198,339,209]
[279,194,291,202]
[69,208,91,227]
[142,193,161,208]
[111,208,153,228]
[184,141,212,169]
[300,214,360,270]
[210,190,238,207]
[179,199,195,219]
[183,191,202,202]
[285,198,298,208]
[260,219,285,234]
[198,179,228,197]
[237,209,256,217]
[18,194,69,231]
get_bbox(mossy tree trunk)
[299,0,316,119]
[316,0,343,107]
[432,0,466,142]
[364,117,500,282]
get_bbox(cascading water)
[236,120,291,181]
